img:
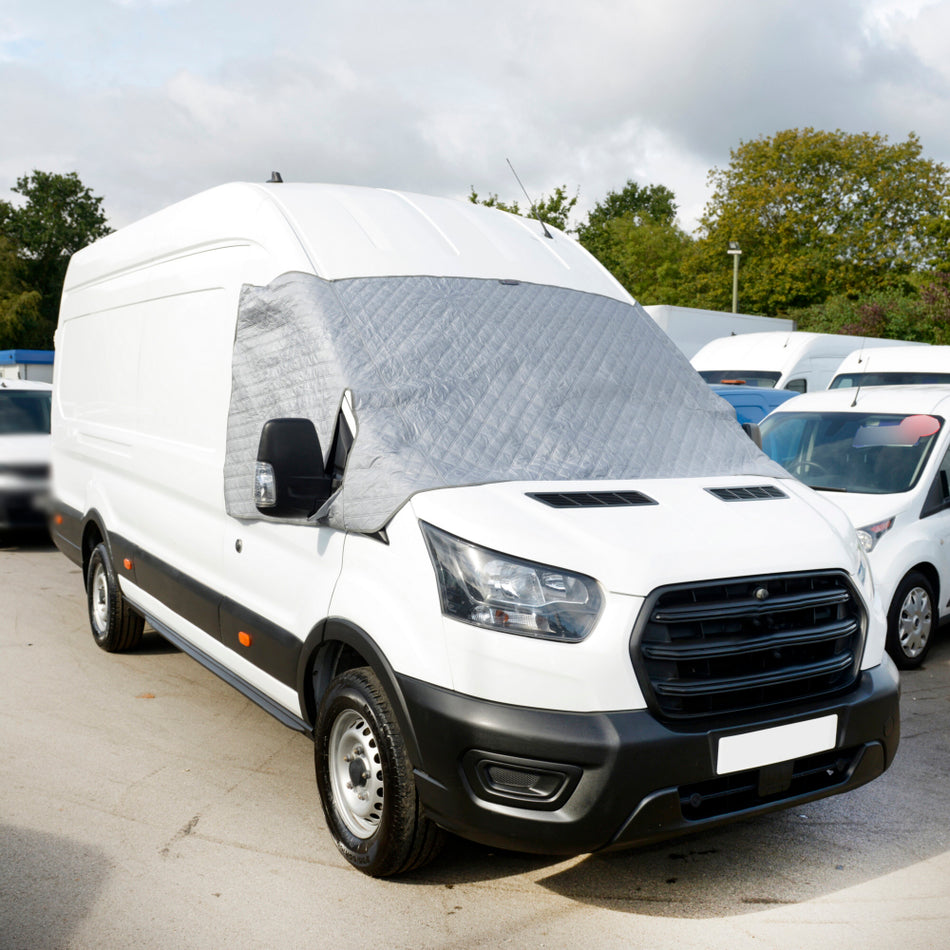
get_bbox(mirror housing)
[741,422,763,449]
[255,418,333,518]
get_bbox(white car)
[0,379,52,531]
[760,385,950,668]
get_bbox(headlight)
[856,517,894,553]
[855,533,875,603]
[421,522,604,642]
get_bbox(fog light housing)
[462,750,581,810]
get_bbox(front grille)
[679,746,860,821]
[633,571,865,720]
[0,464,48,480]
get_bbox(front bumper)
[0,486,49,530]
[400,659,900,856]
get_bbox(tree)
[468,184,578,232]
[574,180,688,303]
[0,236,43,348]
[0,170,112,347]
[690,129,950,315]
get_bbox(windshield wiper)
[809,485,849,493]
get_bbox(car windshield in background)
[697,370,782,388]
[759,411,943,494]
[829,371,950,389]
[0,390,52,434]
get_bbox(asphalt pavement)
[2,531,949,950]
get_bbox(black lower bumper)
[0,489,49,530]
[399,660,900,856]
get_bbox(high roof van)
[50,181,899,876]
[692,331,923,393]
[829,344,950,390]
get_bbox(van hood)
[814,489,915,532]
[409,476,860,596]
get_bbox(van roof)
[832,343,943,376]
[766,383,950,417]
[691,331,915,368]
[65,181,632,302]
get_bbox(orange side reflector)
[238,631,252,647]
[54,514,63,526]
[123,558,133,571]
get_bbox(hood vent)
[528,490,658,509]
[707,485,787,502]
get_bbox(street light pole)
[727,241,742,313]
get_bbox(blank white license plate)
[716,715,838,775]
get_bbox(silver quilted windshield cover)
[224,273,786,532]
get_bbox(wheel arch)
[79,509,109,581]
[895,562,940,613]
[297,619,424,768]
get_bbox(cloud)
[1,0,948,234]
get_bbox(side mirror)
[255,418,333,518]
[741,422,763,449]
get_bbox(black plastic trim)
[399,661,900,856]
[136,607,312,736]
[528,490,657,509]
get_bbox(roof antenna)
[268,171,283,183]
[851,350,870,407]
[506,158,553,239]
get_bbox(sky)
[1,0,949,234]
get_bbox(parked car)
[759,385,950,668]
[0,379,52,531]
[710,383,799,425]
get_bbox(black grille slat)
[642,618,857,661]
[653,653,855,697]
[652,588,850,623]
[528,490,657,509]
[633,571,865,720]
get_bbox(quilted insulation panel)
[224,273,787,532]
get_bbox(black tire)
[886,571,936,670]
[86,542,144,652]
[315,667,443,877]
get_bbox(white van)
[760,385,950,669]
[50,181,899,877]
[829,344,950,390]
[692,331,922,393]
[0,378,52,531]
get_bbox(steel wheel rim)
[898,586,932,659]
[91,563,109,636]
[328,708,385,839]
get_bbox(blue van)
[710,384,799,425]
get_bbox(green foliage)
[0,236,43,348]
[693,129,950,315]
[795,273,950,344]
[0,170,111,348]
[468,184,578,232]
[574,180,690,303]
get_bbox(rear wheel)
[86,542,144,652]
[886,571,935,670]
[315,667,443,877]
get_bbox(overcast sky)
[2,0,949,234]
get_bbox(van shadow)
[0,825,111,948]
[407,638,950,917]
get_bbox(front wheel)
[86,542,144,652]
[315,667,443,877]
[886,571,936,670]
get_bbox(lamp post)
[727,241,742,313]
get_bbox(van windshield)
[829,371,950,389]
[759,410,943,494]
[0,389,52,435]
[697,370,781,388]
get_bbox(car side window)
[922,445,950,517]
